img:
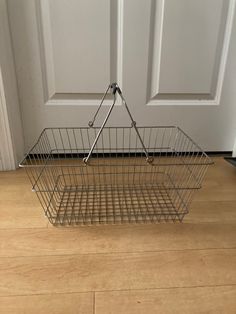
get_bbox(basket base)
[47,184,188,226]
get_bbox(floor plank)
[0,292,93,314]
[194,183,236,201]
[0,170,47,228]
[186,200,236,223]
[0,222,236,257]
[193,158,236,202]
[0,200,47,229]
[95,285,236,314]
[0,156,236,314]
[0,157,235,228]
[0,249,235,296]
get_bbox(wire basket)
[20,83,212,226]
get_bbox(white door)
[7,0,236,152]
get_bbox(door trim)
[0,67,15,171]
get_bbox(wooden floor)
[0,157,236,313]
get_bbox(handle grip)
[83,83,153,164]
[110,82,121,95]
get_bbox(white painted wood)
[117,0,124,89]
[6,0,236,153]
[36,0,56,100]
[0,0,24,169]
[150,0,165,98]
[214,0,236,104]
[158,0,225,94]
[232,139,236,157]
[150,0,235,105]
[7,0,115,151]
[121,0,236,151]
[0,68,15,171]
[36,0,111,99]
[122,0,152,108]
[49,0,110,93]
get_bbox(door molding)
[0,0,24,170]
[35,0,117,106]
[148,0,236,106]
[0,67,15,171]
[233,138,236,157]
[36,0,235,107]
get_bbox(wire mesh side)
[20,126,212,225]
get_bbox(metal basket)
[20,83,212,226]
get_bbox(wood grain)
[95,286,236,314]
[0,200,47,229]
[0,222,236,257]
[0,170,47,228]
[193,158,236,202]
[0,292,93,314]
[187,200,236,223]
[0,249,235,296]
[0,157,236,313]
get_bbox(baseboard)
[206,151,232,156]
[26,151,232,161]
[224,156,236,167]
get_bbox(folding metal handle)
[83,83,153,164]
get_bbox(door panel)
[45,0,111,93]
[158,0,226,95]
[7,0,236,151]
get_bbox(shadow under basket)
[19,126,212,226]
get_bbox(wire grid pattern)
[20,126,212,226]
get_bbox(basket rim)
[19,126,213,167]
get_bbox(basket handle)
[83,83,153,164]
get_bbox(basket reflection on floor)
[19,126,212,226]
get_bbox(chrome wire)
[19,84,212,226]
[20,125,212,226]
